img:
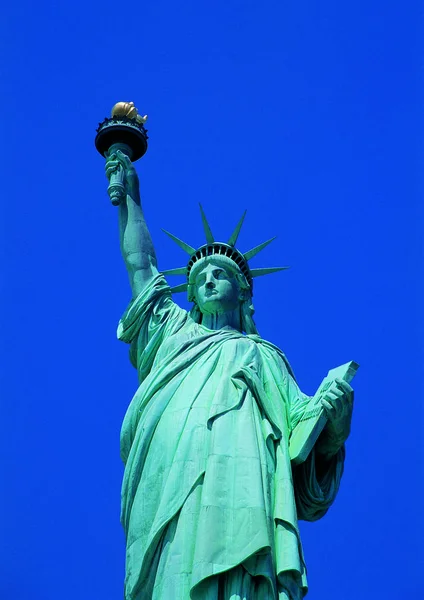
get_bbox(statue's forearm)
[119,195,158,296]
[122,196,156,263]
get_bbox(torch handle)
[108,165,126,206]
[106,142,133,206]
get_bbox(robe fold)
[118,275,345,599]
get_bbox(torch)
[95,102,148,205]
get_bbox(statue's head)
[189,259,249,313]
[162,206,289,334]
[187,255,255,331]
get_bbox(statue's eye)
[214,270,226,279]
[196,275,206,285]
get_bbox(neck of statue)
[201,308,241,331]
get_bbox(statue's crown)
[162,205,289,295]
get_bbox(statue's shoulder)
[248,335,297,381]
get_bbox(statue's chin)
[199,298,236,316]
[200,305,224,317]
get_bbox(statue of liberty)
[100,104,355,600]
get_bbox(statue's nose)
[205,279,215,289]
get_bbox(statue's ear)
[187,283,195,303]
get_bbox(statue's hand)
[318,378,354,456]
[105,149,140,202]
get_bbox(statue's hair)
[188,257,259,335]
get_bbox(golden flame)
[111,102,147,124]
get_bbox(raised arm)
[105,150,159,297]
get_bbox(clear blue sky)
[1,1,422,599]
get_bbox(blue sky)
[1,1,422,599]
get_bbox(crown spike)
[244,237,277,261]
[170,283,188,294]
[227,210,247,246]
[161,267,187,276]
[250,267,290,278]
[199,204,215,244]
[162,230,196,255]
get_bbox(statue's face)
[194,261,241,315]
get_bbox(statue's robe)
[118,275,345,600]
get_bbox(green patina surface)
[102,141,355,600]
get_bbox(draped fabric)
[118,275,345,600]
